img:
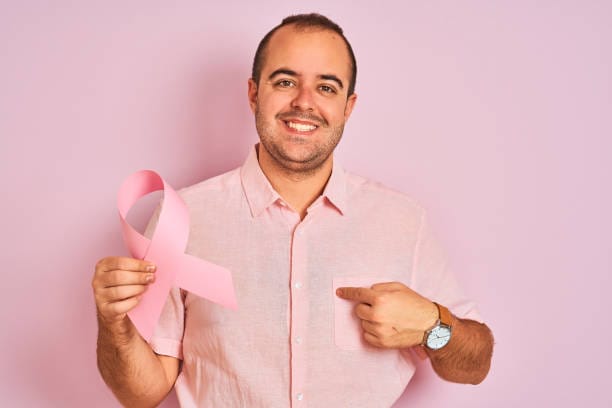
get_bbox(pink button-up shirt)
[150,146,480,407]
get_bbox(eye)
[319,84,337,94]
[275,79,295,88]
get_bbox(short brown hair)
[251,13,357,97]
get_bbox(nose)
[290,85,314,111]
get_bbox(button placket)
[290,222,309,407]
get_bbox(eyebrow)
[268,68,344,90]
[320,74,344,90]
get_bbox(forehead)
[263,25,352,81]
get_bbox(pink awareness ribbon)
[117,170,237,341]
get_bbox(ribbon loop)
[117,170,237,341]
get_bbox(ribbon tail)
[175,254,238,310]
[127,307,158,343]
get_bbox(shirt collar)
[240,146,281,217]
[321,155,347,215]
[240,144,347,218]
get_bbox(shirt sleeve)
[410,210,482,323]
[142,206,186,360]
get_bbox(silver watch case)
[425,321,452,350]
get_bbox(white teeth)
[287,121,317,132]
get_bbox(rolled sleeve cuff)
[150,337,183,360]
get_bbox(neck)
[257,145,332,220]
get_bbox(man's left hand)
[336,282,439,349]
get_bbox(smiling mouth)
[283,120,318,133]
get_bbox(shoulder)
[344,170,426,222]
[177,167,242,204]
[344,170,424,212]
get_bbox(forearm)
[96,315,174,408]
[425,317,494,384]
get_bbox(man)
[93,13,493,407]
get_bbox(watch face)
[426,325,452,350]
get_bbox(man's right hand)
[92,256,156,326]
[93,257,179,407]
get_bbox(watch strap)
[434,302,453,327]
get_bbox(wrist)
[97,313,137,347]
[422,301,439,331]
[422,302,453,350]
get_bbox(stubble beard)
[255,107,345,176]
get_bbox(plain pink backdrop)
[1,1,610,407]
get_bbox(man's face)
[248,25,357,174]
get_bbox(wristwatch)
[423,302,453,350]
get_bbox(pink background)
[1,1,610,406]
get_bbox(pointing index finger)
[336,286,377,304]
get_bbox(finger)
[100,269,156,288]
[361,320,381,336]
[96,256,156,273]
[102,295,143,317]
[361,320,395,338]
[103,285,149,303]
[354,303,374,320]
[336,286,377,304]
[363,331,396,349]
[363,331,383,348]
[370,281,406,292]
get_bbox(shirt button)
[295,336,302,344]
[296,393,304,401]
[294,281,303,289]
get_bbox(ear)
[247,78,258,114]
[343,93,358,121]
